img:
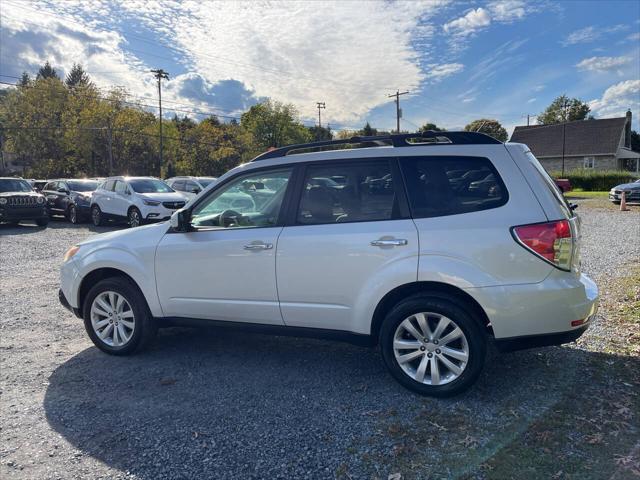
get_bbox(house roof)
[510,117,626,157]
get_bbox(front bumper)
[59,288,82,318]
[609,191,640,202]
[0,206,48,221]
[143,204,182,222]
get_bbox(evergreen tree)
[36,61,59,80]
[65,63,92,88]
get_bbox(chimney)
[625,109,632,148]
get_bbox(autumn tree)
[538,95,591,124]
[240,100,311,153]
[464,119,508,142]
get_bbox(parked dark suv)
[0,177,49,226]
[42,179,100,223]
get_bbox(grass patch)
[565,191,609,199]
[473,266,640,479]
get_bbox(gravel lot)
[1,204,639,480]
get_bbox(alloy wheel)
[90,291,136,347]
[69,205,77,223]
[92,207,101,226]
[129,209,140,228]
[393,312,469,385]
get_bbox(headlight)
[143,199,161,206]
[37,196,44,204]
[63,245,80,262]
[0,198,6,205]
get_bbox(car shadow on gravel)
[43,327,639,478]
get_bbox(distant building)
[510,110,639,173]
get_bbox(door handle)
[244,242,273,250]
[370,238,408,247]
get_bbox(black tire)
[68,204,79,224]
[128,207,143,228]
[36,217,49,227]
[380,293,486,397]
[91,205,103,226]
[83,277,157,355]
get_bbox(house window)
[583,156,595,169]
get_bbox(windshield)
[128,179,174,193]
[198,178,216,187]
[68,180,99,192]
[0,179,33,193]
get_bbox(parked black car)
[42,179,100,223]
[0,177,49,226]
[609,179,640,203]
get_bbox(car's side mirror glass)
[191,188,201,194]
[170,208,192,232]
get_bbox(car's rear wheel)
[128,207,142,228]
[380,294,486,397]
[83,277,157,355]
[91,205,103,226]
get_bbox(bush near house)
[549,169,638,191]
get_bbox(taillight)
[512,220,573,270]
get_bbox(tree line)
[2,62,632,179]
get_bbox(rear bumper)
[494,323,589,352]
[465,272,599,340]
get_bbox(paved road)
[0,205,638,479]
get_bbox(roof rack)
[252,130,501,161]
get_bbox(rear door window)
[172,180,185,191]
[296,160,397,225]
[400,156,508,218]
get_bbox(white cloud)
[424,63,464,82]
[443,8,491,37]
[1,0,449,124]
[527,98,536,103]
[487,1,526,22]
[562,24,628,46]
[589,80,640,118]
[576,56,631,73]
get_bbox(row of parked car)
[0,176,217,228]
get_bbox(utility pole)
[151,68,169,176]
[104,124,113,176]
[388,90,409,134]
[316,102,326,140]
[522,114,536,126]
[561,99,569,176]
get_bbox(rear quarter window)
[400,156,508,218]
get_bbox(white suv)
[165,176,217,200]
[59,132,598,396]
[90,176,187,227]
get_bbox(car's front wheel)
[91,205,103,226]
[128,207,142,228]
[68,204,79,224]
[380,294,486,397]
[83,277,157,355]
[36,217,49,227]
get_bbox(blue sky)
[1,0,639,134]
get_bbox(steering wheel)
[218,209,244,228]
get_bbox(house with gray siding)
[510,110,639,173]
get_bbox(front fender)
[73,245,163,317]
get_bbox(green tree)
[419,122,446,132]
[464,119,508,142]
[538,95,591,124]
[240,100,311,153]
[307,125,333,141]
[36,61,59,80]
[65,63,93,88]
[631,130,640,152]
[18,72,31,87]
[360,122,377,136]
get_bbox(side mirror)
[170,208,192,232]
[58,187,69,194]
[191,187,201,194]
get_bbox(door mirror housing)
[58,187,69,194]
[191,187,201,194]
[170,208,192,232]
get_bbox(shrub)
[549,169,638,191]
